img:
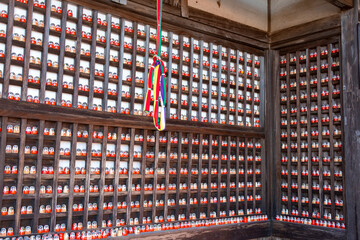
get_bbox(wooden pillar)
[341,7,360,240]
[265,49,278,222]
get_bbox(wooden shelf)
[0,117,266,236]
[277,43,344,228]
[0,0,264,130]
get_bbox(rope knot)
[153,55,162,61]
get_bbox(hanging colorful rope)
[144,0,167,131]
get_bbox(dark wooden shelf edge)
[0,99,265,137]
[121,221,271,240]
[272,221,346,240]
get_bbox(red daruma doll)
[4,165,11,174]
[25,126,32,134]
[46,205,52,213]
[6,124,13,133]
[7,227,14,236]
[31,146,37,154]
[20,206,27,215]
[78,204,84,211]
[23,186,29,194]
[10,186,17,194]
[32,126,38,134]
[46,185,52,194]
[1,207,7,216]
[82,130,88,138]
[37,225,43,234]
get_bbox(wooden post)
[341,7,360,240]
[265,49,276,220]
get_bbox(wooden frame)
[276,39,345,228]
[0,0,264,130]
[0,0,267,237]
[268,9,358,240]
[0,0,358,239]
[0,114,267,235]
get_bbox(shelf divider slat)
[151,130,160,221]
[217,135,222,216]
[186,132,193,219]
[55,1,67,106]
[327,43,335,218]
[0,117,8,210]
[139,129,147,222]
[163,131,171,219]
[198,40,204,121]
[14,118,27,232]
[316,46,324,219]
[2,0,14,99]
[176,131,182,219]
[51,121,62,231]
[66,123,78,228]
[116,18,125,112]
[197,133,203,218]
[129,22,137,115]
[88,10,98,109]
[21,0,34,101]
[235,136,240,213]
[83,124,93,227]
[207,134,212,218]
[39,1,51,103]
[126,127,135,224]
[33,119,45,229]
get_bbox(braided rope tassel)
[143,0,167,131]
[144,65,154,112]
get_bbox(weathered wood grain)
[341,8,360,240]
[272,221,346,239]
[325,0,353,9]
[120,221,271,240]
[271,15,341,50]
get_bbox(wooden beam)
[164,0,180,7]
[270,15,341,49]
[325,0,353,9]
[112,0,127,4]
[181,0,189,18]
[275,35,340,55]
[0,99,265,138]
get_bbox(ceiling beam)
[325,0,353,9]
[180,0,189,18]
